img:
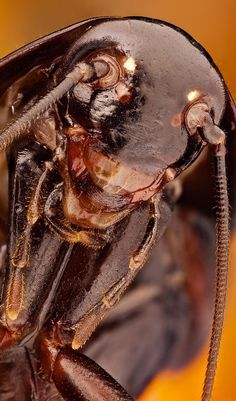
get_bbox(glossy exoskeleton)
[0,16,235,401]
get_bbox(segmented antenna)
[0,60,108,151]
[185,102,230,401]
[201,141,230,401]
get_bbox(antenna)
[186,101,230,401]
[201,140,229,401]
[0,60,109,151]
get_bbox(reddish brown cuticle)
[115,81,132,104]
[170,113,182,128]
[64,126,88,138]
[165,167,176,182]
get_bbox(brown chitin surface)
[84,205,215,397]
[0,15,234,401]
[0,203,215,400]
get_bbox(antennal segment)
[0,60,109,151]
[186,101,230,401]
[201,139,230,401]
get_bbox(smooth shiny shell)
[63,17,226,177]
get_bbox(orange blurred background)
[0,1,235,401]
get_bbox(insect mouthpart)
[83,146,158,196]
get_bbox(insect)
[0,16,235,401]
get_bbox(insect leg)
[39,342,133,401]
[0,243,16,350]
[0,197,18,349]
[36,197,172,401]
[11,160,54,268]
[0,217,7,288]
[36,197,170,401]
[71,196,168,350]
[6,160,56,322]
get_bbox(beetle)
[0,16,235,401]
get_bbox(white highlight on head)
[187,89,200,102]
[124,57,136,73]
